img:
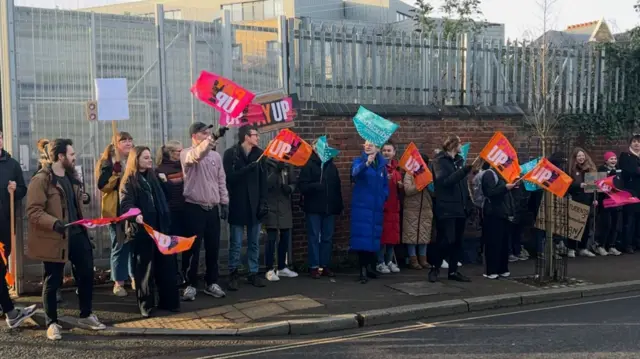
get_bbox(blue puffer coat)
[349,152,389,252]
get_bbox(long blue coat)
[349,152,389,252]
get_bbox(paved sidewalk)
[14,254,639,333]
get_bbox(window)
[274,0,284,16]
[164,9,182,20]
[220,0,283,22]
[396,12,410,22]
[243,3,253,20]
[266,41,279,64]
[253,1,264,20]
[264,0,274,18]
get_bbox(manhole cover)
[386,281,464,296]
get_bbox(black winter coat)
[119,171,171,237]
[432,151,471,219]
[0,150,27,223]
[264,159,294,229]
[481,169,516,220]
[568,169,594,205]
[618,151,640,211]
[223,144,267,226]
[597,164,623,212]
[297,152,344,216]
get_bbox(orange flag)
[522,158,573,197]
[263,128,313,167]
[399,142,433,191]
[0,243,14,287]
[143,223,196,255]
[479,131,521,183]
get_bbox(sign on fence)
[535,197,590,241]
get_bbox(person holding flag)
[26,138,106,340]
[223,125,268,290]
[120,146,180,318]
[618,134,640,254]
[429,135,473,283]
[350,140,388,284]
[596,152,623,256]
[0,131,36,328]
[297,138,344,279]
[567,148,598,258]
[96,132,135,297]
[377,141,403,274]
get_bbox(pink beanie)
[604,151,616,161]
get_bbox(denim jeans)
[306,214,335,269]
[406,243,427,257]
[265,229,291,270]
[229,223,261,274]
[109,224,133,282]
[377,245,395,264]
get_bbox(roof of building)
[533,18,614,47]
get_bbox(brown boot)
[418,255,429,268]
[409,256,422,270]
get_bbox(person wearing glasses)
[180,123,229,301]
[223,125,268,291]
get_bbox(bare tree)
[411,0,487,37]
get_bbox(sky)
[13,0,639,40]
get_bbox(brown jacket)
[402,173,434,245]
[26,166,88,263]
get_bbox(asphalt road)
[3,292,640,359]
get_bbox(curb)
[32,280,640,337]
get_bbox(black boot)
[359,266,368,284]
[227,270,239,291]
[366,265,378,279]
[428,267,439,283]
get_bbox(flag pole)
[9,190,16,289]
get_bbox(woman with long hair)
[119,146,179,317]
[155,140,186,285]
[96,132,134,297]
[567,147,598,257]
[402,153,433,270]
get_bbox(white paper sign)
[95,78,129,121]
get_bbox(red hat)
[604,152,616,161]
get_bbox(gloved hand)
[256,203,269,221]
[113,161,122,174]
[53,221,67,235]
[219,204,229,220]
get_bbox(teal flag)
[352,106,399,147]
[520,157,541,191]
[460,143,470,163]
[315,135,340,164]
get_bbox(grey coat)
[264,159,295,229]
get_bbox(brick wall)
[287,101,629,265]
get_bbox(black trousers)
[483,215,510,276]
[357,251,376,268]
[133,234,180,313]
[622,207,640,250]
[182,203,221,287]
[598,209,621,249]
[428,218,466,275]
[43,232,94,327]
[265,228,291,270]
[0,220,14,313]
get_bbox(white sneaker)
[5,305,37,329]
[580,249,596,257]
[567,250,576,258]
[265,270,280,282]
[595,247,608,256]
[521,246,530,257]
[458,262,462,267]
[387,262,400,273]
[500,272,510,278]
[77,314,106,330]
[376,263,391,274]
[508,255,519,262]
[483,274,499,279]
[113,284,127,297]
[204,283,226,298]
[609,248,622,256]
[47,323,62,340]
[277,268,299,278]
[518,252,529,261]
[441,260,449,269]
[182,285,197,301]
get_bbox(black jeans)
[182,203,221,287]
[265,228,290,270]
[133,234,180,313]
[483,215,511,276]
[43,232,93,327]
[0,221,14,313]
[428,218,466,275]
[598,209,621,250]
[357,251,376,268]
[622,207,640,250]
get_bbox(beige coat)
[402,173,434,245]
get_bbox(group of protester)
[1,127,640,341]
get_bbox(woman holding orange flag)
[120,146,180,317]
[567,147,598,258]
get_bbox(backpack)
[472,169,498,208]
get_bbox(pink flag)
[596,176,640,208]
[67,208,141,228]
[220,97,296,128]
[190,71,255,118]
